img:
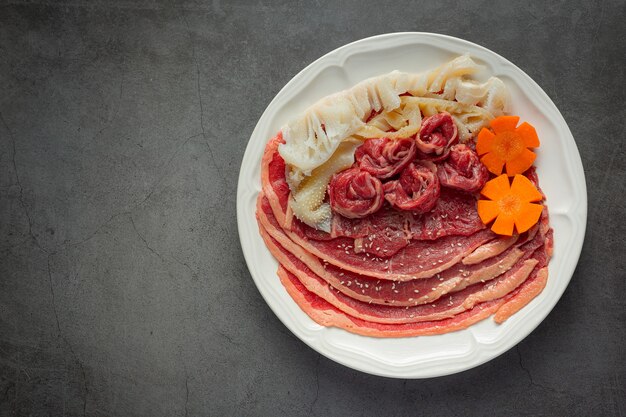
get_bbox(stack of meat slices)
[256,133,553,338]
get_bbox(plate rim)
[237,32,587,378]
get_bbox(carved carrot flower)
[476,116,540,176]
[477,174,543,236]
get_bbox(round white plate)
[237,33,587,378]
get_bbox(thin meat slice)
[264,226,538,324]
[278,267,507,338]
[463,235,518,265]
[437,144,489,193]
[276,244,551,337]
[384,161,440,213]
[277,256,534,325]
[494,229,553,323]
[328,168,384,219]
[332,189,484,243]
[407,189,484,240]
[331,205,412,257]
[494,268,548,323]
[260,133,292,228]
[259,208,538,307]
[461,210,545,265]
[258,192,496,281]
[415,111,458,158]
[452,226,545,294]
[355,137,416,179]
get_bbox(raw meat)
[383,161,440,212]
[355,137,416,179]
[437,144,489,192]
[328,168,384,219]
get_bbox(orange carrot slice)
[477,174,544,236]
[476,116,540,176]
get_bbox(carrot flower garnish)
[477,174,543,236]
[476,116,540,176]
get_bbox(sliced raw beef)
[407,189,485,240]
[461,209,546,265]
[437,144,489,193]
[331,205,412,257]
[355,137,416,179]
[263,134,487,255]
[258,192,496,280]
[276,237,551,337]
[277,254,535,325]
[331,189,484,244]
[415,111,458,159]
[259,207,546,306]
[383,162,440,212]
[494,229,553,323]
[449,223,545,293]
[328,168,384,219]
[262,226,538,324]
[278,266,507,338]
[260,133,291,228]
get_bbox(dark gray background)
[1,0,624,416]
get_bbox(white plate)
[236,33,587,378]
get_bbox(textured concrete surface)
[0,0,624,416]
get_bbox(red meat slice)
[262,225,539,324]
[437,144,489,193]
[258,192,496,281]
[330,205,412,257]
[260,133,290,228]
[407,189,485,240]
[332,189,484,244]
[415,111,458,158]
[383,161,440,212]
[494,229,553,323]
[259,201,547,307]
[276,236,551,337]
[278,266,507,338]
[328,168,384,219]
[262,134,487,259]
[355,137,417,179]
